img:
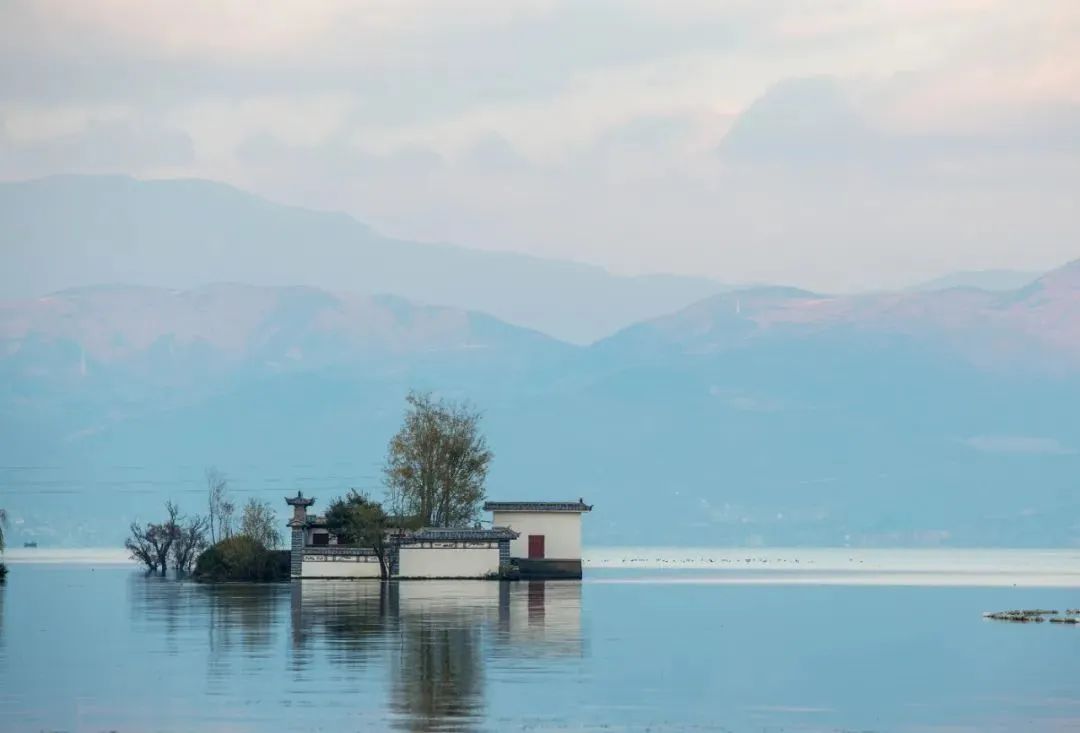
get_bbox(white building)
[483,500,593,579]
[286,493,592,580]
[286,492,518,580]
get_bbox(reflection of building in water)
[289,579,584,730]
[291,581,582,657]
[493,581,584,659]
[387,584,484,732]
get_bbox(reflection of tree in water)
[127,573,186,655]
[388,592,484,732]
[289,580,391,673]
[286,580,582,731]
[202,583,285,679]
[128,573,286,677]
[292,582,486,731]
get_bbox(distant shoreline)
[5,547,1080,589]
[584,547,1080,588]
[2,548,134,565]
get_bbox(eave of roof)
[483,501,593,513]
[402,526,520,543]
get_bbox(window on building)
[312,532,329,546]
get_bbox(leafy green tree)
[194,535,287,582]
[325,491,393,579]
[383,391,492,528]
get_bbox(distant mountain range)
[912,269,1043,292]
[605,263,1080,372]
[2,264,1079,548]
[0,175,724,344]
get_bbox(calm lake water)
[2,553,1080,732]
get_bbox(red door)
[528,534,545,559]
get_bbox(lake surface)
[2,553,1080,732]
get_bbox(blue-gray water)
[2,563,1080,732]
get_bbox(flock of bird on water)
[984,609,1080,624]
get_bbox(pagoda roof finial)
[285,490,316,507]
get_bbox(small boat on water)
[23,541,37,548]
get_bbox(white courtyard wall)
[397,546,500,578]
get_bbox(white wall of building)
[302,554,382,578]
[397,546,501,578]
[492,512,582,560]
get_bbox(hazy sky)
[1,1,1078,290]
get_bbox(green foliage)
[325,490,393,579]
[383,391,492,528]
[325,491,388,545]
[193,535,288,582]
[240,498,282,549]
[0,562,7,582]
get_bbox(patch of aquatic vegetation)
[984,609,1080,624]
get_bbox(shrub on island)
[193,536,289,582]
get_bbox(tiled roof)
[484,500,593,513]
[401,526,520,543]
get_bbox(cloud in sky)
[963,436,1076,456]
[1,0,1079,290]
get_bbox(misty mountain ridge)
[6,258,1080,383]
[0,174,725,344]
[2,283,566,374]
[912,269,1043,293]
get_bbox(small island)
[123,392,591,583]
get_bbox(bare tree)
[124,502,181,576]
[219,497,235,540]
[206,467,232,544]
[125,521,159,573]
[171,511,210,575]
[239,498,281,549]
[383,391,492,527]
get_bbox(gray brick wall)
[498,539,511,570]
[290,527,304,579]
